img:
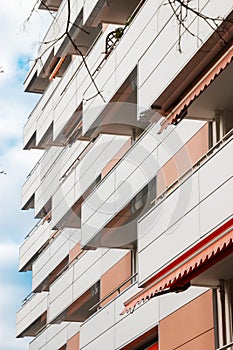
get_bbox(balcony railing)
[89,272,138,312]
[152,128,233,206]
[217,342,233,350]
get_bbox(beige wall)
[159,290,214,350]
[157,123,209,195]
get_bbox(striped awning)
[121,218,233,315]
[159,45,233,133]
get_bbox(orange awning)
[121,218,233,315]
[159,45,233,133]
[49,56,66,81]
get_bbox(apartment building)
[16,0,233,349]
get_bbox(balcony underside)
[17,312,46,338]
[187,58,233,122]
[151,12,233,119]
[193,251,233,288]
[83,68,147,139]
[51,282,100,324]
[39,0,62,11]
[85,0,142,26]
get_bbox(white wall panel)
[29,323,80,350]
[81,328,115,350]
[52,135,129,228]
[19,221,52,271]
[32,228,80,291]
[16,292,48,337]
[199,140,233,201]
[82,120,204,247]
[81,302,115,347]
[48,248,128,323]
[138,138,233,284]
[199,177,233,238]
[138,0,233,110]
[139,206,200,284]
[138,172,199,253]
[80,280,208,350]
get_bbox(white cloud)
[0,2,52,350]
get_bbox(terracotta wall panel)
[69,243,82,264]
[102,139,131,178]
[100,252,131,306]
[185,123,209,165]
[157,123,208,195]
[177,329,215,350]
[160,290,214,350]
[67,331,80,350]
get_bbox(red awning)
[121,218,233,315]
[159,45,233,133]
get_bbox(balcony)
[138,133,233,285]
[81,119,206,249]
[80,278,208,350]
[32,228,80,292]
[51,134,130,230]
[19,219,54,272]
[16,292,48,338]
[83,0,233,136]
[22,141,89,218]
[138,1,233,111]
[83,0,142,26]
[23,24,119,149]
[25,0,101,94]
[29,323,80,350]
[39,0,62,11]
[48,248,128,323]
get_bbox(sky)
[0,2,51,349]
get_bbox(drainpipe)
[219,280,227,346]
[213,288,220,349]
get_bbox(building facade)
[17,0,233,349]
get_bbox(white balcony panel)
[81,120,205,247]
[16,292,48,337]
[139,206,200,284]
[22,146,61,211]
[36,98,54,145]
[80,280,208,349]
[29,323,80,350]
[22,164,40,209]
[199,177,233,238]
[48,248,127,322]
[53,24,116,141]
[198,139,233,201]
[32,228,80,291]
[138,172,200,254]
[52,135,129,228]
[115,292,159,349]
[32,142,87,217]
[138,138,233,285]
[138,0,233,109]
[82,0,167,134]
[81,302,115,347]
[24,24,116,148]
[19,221,53,271]
[81,328,115,350]
[83,0,99,25]
[36,0,83,67]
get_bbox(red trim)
[121,218,233,315]
[144,217,233,288]
[159,45,233,133]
